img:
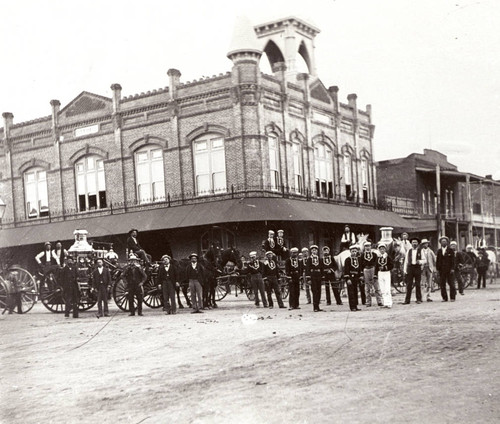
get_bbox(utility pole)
[466,174,473,245]
[436,164,443,236]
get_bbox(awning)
[405,218,438,233]
[0,197,412,249]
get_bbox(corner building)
[0,16,407,269]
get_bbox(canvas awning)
[0,198,412,249]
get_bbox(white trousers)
[378,271,392,308]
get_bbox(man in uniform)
[262,251,286,309]
[307,245,324,312]
[403,237,426,304]
[92,258,112,317]
[361,241,382,307]
[240,251,268,308]
[262,230,277,255]
[184,253,205,313]
[376,242,394,308]
[285,247,301,310]
[420,239,436,302]
[60,256,79,318]
[127,229,152,265]
[322,246,340,306]
[343,245,362,311]
[157,254,179,314]
[123,253,147,316]
[300,247,312,304]
[436,236,456,302]
[275,229,288,259]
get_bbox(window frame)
[193,134,227,196]
[314,142,334,199]
[134,145,166,204]
[75,155,107,212]
[24,167,49,219]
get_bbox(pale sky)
[1,0,499,179]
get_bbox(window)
[361,159,369,203]
[450,189,454,216]
[76,156,107,211]
[292,143,303,193]
[428,189,432,214]
[135,146,165,204]
[268,135,280,190]
[344,155,352,198]
[473,203,482,214]
[24,168,49,218]
[422,192,427,215]
[194,135,226,195]
[315,143,333,198]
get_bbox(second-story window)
[268,134,280,190]
[344,155,353,198]
[135,146,165,204]
[292,143,303,194]
[315,143,333,198]
[76,156,107,211]
[24,168,49,219]
[422,192,427,215]
[361,158,369,203]
[194,135,226,195]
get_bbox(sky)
[1,0,499,179]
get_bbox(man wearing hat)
[262,251,286,309]
[262,230,277,255]
[35,241,60,275]
[92,258,112,317]
[122,253,148,316]
[307,245,324,312]
[285,247,301,310]
[339,225,356,251]
[322,246,341,306]
[361,241,382,307]
[420,239,436,302]
[376,242,394,308]
[465,245,478,288]
[343,245,362,311]
[184,253,205,313]
[450,241,466,295]
[400,232,412,255]
[157,254,179,314]
[275,229,288,259]
[436,236,456,302]
[300,247,312,304]
[403,237,426,304]
[127,229,152,265]
[240,251,268,308]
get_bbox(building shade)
[0,198,412,249]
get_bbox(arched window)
[200,227,236,256]
[268,134,280,190]
[76,155,107,211]
[24,167,49,218]
[194,134,226,195]
[135,146,165,204]
[343,155,353,198]
[361,158,369,203]
[292,142,303,194]
[314,143,333,198]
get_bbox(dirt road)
[1,284,499,423]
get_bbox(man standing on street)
[158,254,178,314]
[241,251,268,308]
[322,246,341,306]
[92,258,112,317]
[307,245,324,312]
[61,256,79,318]
[262,251,286,309]
[300,247,312,304]
[420,239,436,302]
[343,245,362,311]
[285,247,301,310]
[185,253,205,313]
[123,254,147,316]
[403,237,426,304]
[436,236,456,302]
[361,241,382,307]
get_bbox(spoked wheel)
[3,268,37,313]
[76,285,97,311]
[40,273,65,313]
[143,276,163,309]
[112,278,137,312]
[214,284,228,301]
[244,275,255,301]
[392,266,406,294]
[0,278,8,312]
[279,276,289,300]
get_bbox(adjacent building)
[376,149,499,249]
[0,16,408,270]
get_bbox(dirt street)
[1,283,499,424]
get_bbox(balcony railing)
[1,183,381,229]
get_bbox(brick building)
[376,149,500,249]
[0,16,407,270]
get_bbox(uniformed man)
[361,241,382,307]
[240,251,268,308]
[275,229,288,259]
[300,247,312,304]
[122,253,147,316]
[262,251,286,309]
[343,245,362,311]
[60,256,79,318]
[285,247,301,310]
[307,245,324,312]
[322,246,341,306]
[403,237,426,304]
[376,242,394,308]
[262,230,277,255]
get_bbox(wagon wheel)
[6,267,37,313]
[279,277,289,300]
[112,278,137,312]
[0,277,8,312]
[143,276,163,309]
[76,284,97,311]
[244,276,255,301]
[215,284,228,301]
[39,273,65,313]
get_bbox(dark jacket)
[262,260,280,278]
[122,265,147,285]
[92,266,112,289]
[157,263,179,284]
[59,264,78,288]
[436,247,455,274]
[343,256,362,279]
[306,255,323,278]
[476,255,490,272]
[262,238,277,254]
[322,255,337,280]
[241,260,264,275]
[127,236,143,253]
[285,257,302,277]
[360,251,377,269]
[376,255,394,273]
[184,262,206,283]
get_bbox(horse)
[481,247,498,284]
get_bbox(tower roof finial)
[227,15,262,59]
